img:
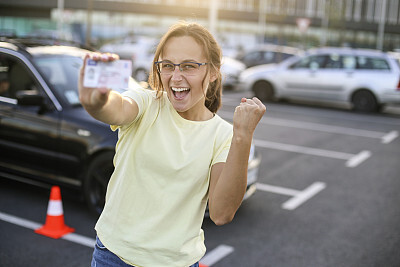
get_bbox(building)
[1,0,399,51]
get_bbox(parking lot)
[1,91,400,267]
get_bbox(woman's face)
[160,36,215,121]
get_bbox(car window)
[290,55,326,70]
[280,53,295,61]
[324,54,342,69]
[0,56,10,97]
[342,55,356,70]
[356,56,390,70]
[243,51,261,62]
[33,55,82,105]
[263,51,274,62]
[0,53,38,99]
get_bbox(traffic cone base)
[35,186,75,239]
[35,223,74,239]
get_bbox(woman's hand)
[233,97,266,137]
[78,53,119,111]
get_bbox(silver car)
[237,47,400,112]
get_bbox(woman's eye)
[182,63,196,70]
[163,63,174,69]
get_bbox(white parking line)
[381,130,399,144]
[256,182,326,210]
[345,150,372,168]
[0,211,95,247]
[62,233,95,247]
[281,182,326,210]
[0,211,41,230]
[218,111,398,143]
[256,183,300,196]
[254,139,371,167]
[200,245,234,266]
[0,211,233,265]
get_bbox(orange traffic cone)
[35,186,74,239]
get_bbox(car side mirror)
[16,89,44,106]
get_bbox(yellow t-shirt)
[95,86,233,267]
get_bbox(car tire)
[253,81,274,102]
[352,90,378,113]
[83,151,114,216]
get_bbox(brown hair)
[148,21,223,113]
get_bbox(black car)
[0,38,261,216]
[0,39,117,215]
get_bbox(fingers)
[238,97,266,111]
[90,52,119,62]
[252,97,264,107]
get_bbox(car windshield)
[33,55,82,105]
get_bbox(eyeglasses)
[155,61,207,76]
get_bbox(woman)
[79,21,265,267]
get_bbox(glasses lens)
[158,62,174,74]
[180,63,199,75]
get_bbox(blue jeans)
[91,236,199,267]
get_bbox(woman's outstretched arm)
[78,53,139,126]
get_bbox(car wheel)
[352,90,378,113]
[135,68,148,82]
[253,81,274,101]
[83,152,114,216]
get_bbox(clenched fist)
[233,97,266,137]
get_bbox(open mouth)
[171,87,190,100]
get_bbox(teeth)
[172,87,190,92]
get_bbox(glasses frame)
[155,60,208,75]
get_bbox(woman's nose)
[171,66,183,80]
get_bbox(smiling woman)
[78,21,265,267]
[149,23,223,117]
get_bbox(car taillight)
[397,79,400,90]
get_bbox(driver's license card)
[83,58,132,89]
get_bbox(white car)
[237,47,400,112]
[221,56,246,90]
[100,36,158,81]
[236,44,301,68]
[99,36,157,60]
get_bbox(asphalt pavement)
[1,91,400,267]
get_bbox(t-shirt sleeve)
[110,85,153,132]
[211,128,233,165]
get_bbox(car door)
[280,53,353,101]
[0,51,62,182]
